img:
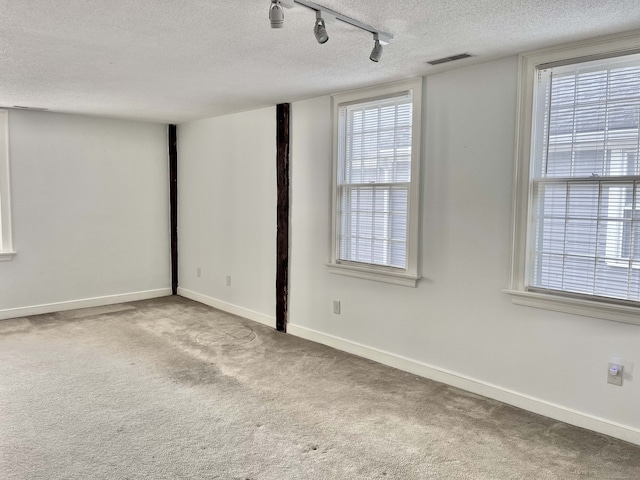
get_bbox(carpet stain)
[0,317,31,336]
[171,363,225,386]
[64,304,136,319]
[194,325,256,346]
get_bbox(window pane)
[338,186,408,268]
[629,264,640,301]
[567,183,599,218]
[542,61,640,180]
[530,53,640,303]
[595,258,631,300]
[337,91,413,269]
[565,219,597,256]
[534,253,564,290]
[340,97,413,186]
[537,183,567,216]
[539,217,566,254]
[563,255,596,294]
[545,151,572,177]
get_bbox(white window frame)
[0,109,15,262]
[506,31,640,325]
[327,78,422,287]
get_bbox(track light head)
[313,11,329,44]
[269,0,284,29]
[369,34,383,62]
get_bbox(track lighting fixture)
[369,34,383,63]
[268,0,392,61]
[313,11,329,44]
[269,0,284,29]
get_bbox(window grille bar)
[561,182,570,290]
[593,181,604,294]
[627,181,638,295]
[534,175,640,183]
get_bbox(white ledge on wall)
[0,251,16,262]
[326,262,420,287]
[503,289,640,326]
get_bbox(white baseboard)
[288,323,640,446]
[177,288,276,329]
[0,288,172,321]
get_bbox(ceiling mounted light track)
[268,0,392,62]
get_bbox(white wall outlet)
[333,300,341,315]
[608,362,623,386]
[226,275,232,287]
[197,267,201,278]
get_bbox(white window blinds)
[336,92,413,269]
[530,54,640,302]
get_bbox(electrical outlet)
[607,362,623,386]
[197,267,201,278]
[226,275,232,287]
[333,300,341,315]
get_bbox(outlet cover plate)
[607,363,623,386]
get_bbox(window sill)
[503,289,640,326]
[0,251,16,262]
[327,262,420,287]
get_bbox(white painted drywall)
[0,110,170,311]
[174,56,639,437]
[177,107,277,319]
[289,57,640,433]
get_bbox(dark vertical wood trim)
[276,104,291,332]
[169,124,178,295]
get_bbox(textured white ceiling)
[1,0,639,123]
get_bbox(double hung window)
[531,55,640,301]
[509,35,640,323]
[329,79,422,287]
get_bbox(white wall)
[177,107,277,325]
[289,57,640,441]
[174,56,639,442]
[0,110,170,314]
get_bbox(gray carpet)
[0,296,638,479]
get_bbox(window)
[0,109,15,261]
[328,78,422,287]
[508,34,640,324]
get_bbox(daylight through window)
[337,93,413,268]
[330,79,422,287]
[529,53,640,302]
